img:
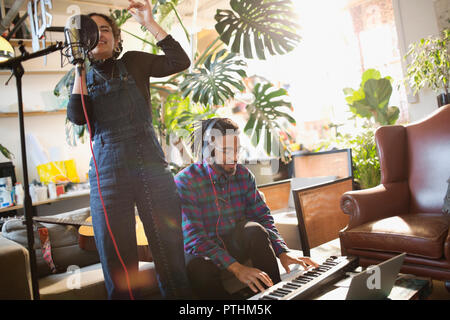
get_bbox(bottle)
[48,182,57,199]
[15,183,24,205]
[0,184,13,208]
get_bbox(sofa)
[0,207,161,300]
[339,105,450,290]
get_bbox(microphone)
[63,14,98,67]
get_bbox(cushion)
[1,207,100,278]
[443,177,450,215]
[288,176,337,208]
[39,261,159,300]
[341,214,450,259]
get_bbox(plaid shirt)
[174,161,289,270]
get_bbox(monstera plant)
[215,0,301,59]
[244,82,296,162]
[55,0,300,165]
[179,49,247,106]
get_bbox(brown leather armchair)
[339,105,450,290]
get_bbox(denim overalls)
[87,60,189,299]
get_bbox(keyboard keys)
[284,284,300,289]
[255,255,353,300]
[269,291,286,297]
[277,288,291,294]
[293,279,309,284]
[261,295,277,300]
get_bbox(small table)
[314,273,432,300]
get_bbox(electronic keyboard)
[248,255,359,300]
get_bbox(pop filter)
[63,14,99,65]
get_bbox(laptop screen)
[345,253,406,300]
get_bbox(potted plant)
[339,68,399,189]
[405,29,450,107]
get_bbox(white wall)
[0,113,91,184]
[393,0,442,122]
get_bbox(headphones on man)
[202,118,220,162]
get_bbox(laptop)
[344,252,406,300]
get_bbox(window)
[243,0,408,150]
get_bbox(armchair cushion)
[340,213,450,260]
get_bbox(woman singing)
[67,0,191,299]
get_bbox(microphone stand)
[0,41,64,300]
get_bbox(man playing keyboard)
[174,118,318,299]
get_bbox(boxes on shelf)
[36,159,80,184]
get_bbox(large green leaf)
[343,69,398,126]
[364,78,392,111]
[244,82,295,157]
[361,68,381,87]
[0,144,13,160]
[215,0,301,59]
[386,106,400,125]
[179,49,247,106]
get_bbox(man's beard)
[217,163,237,176]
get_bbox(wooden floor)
[282,238,450,300]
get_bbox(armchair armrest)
[0,234,32,299]
[340,181,409,229]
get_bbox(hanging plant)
[215,0,301,59]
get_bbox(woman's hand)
[127,0,168,41]
[127,0,154,26]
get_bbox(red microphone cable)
[77,65,135,300]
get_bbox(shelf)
[0,70,69,75]
[0,110,66,118]
[8,39,64,48]
[0,189,90,214]
[8,39,33,46]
